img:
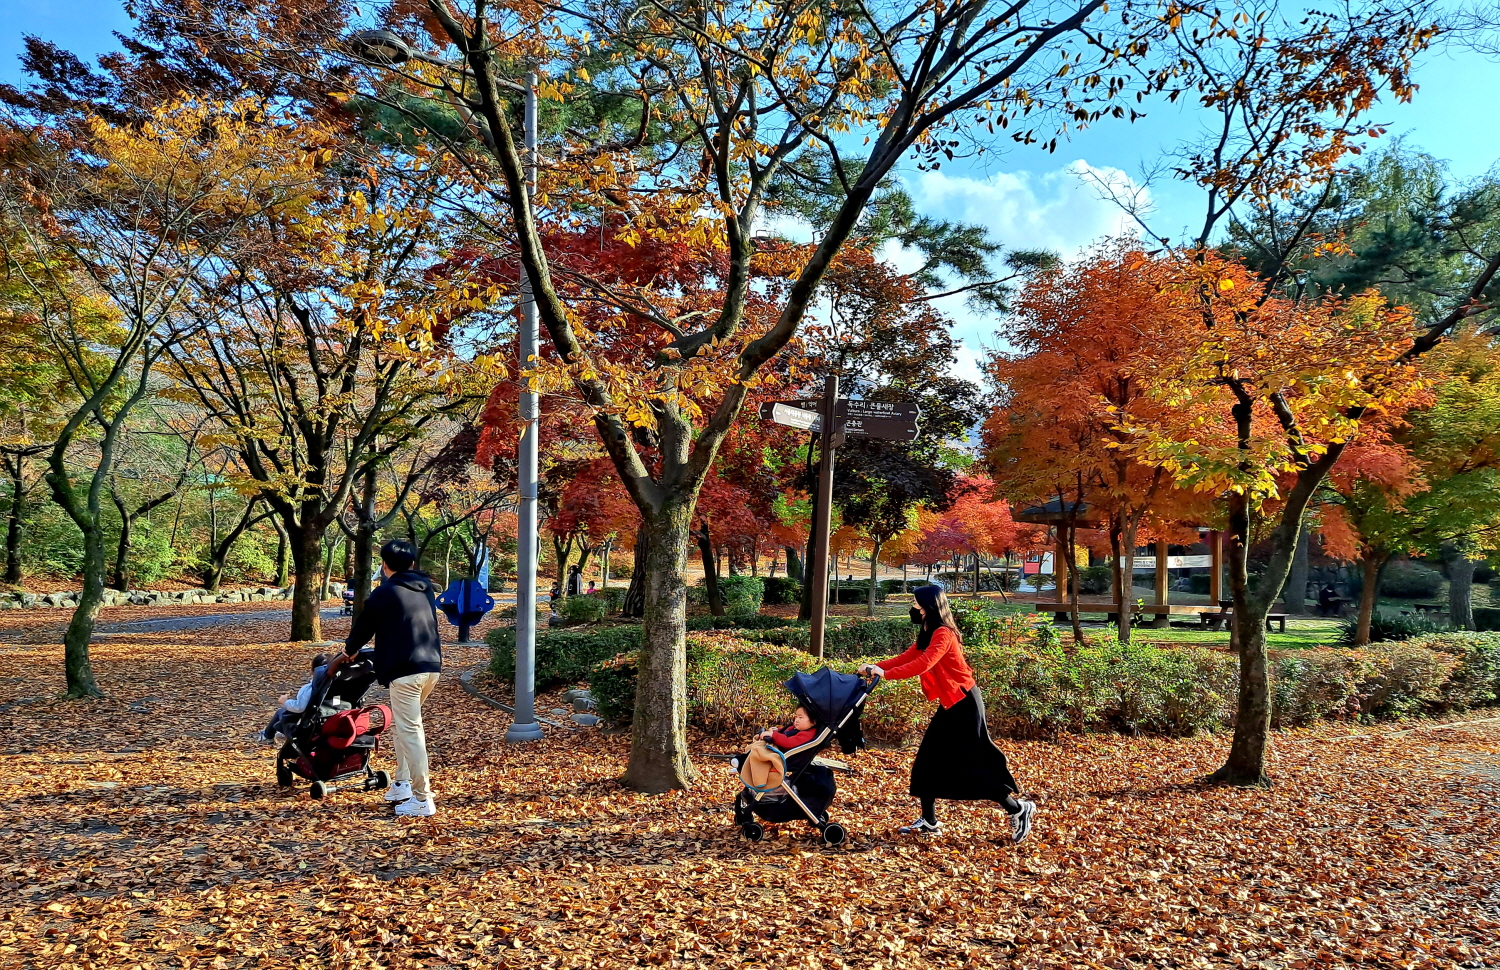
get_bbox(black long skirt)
[909,686,1020,801]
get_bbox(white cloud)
[905,160,1150,259]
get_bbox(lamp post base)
[505,720,545,743]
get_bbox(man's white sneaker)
[383,781,413,802]
[394,797,436,817]
[898,818,943,835]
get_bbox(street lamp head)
[346,29,413,65]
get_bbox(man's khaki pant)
[388,671,440,801]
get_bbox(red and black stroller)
[275,648,392,799]
[733,667,879,846]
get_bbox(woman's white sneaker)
[395,797,436,817]
[1011,799,1037,844]
[383,781,413,802]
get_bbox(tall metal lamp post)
[347,31,543,742]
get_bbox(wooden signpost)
[760,380,922,657]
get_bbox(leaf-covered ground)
[1,615,1497,969]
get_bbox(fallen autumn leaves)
[0,614,1496,969]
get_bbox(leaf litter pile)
[0,619,1497,969]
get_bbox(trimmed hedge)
[1380,560,1444,598]
[585,624,1500,743]
[488,624,642,690]
[1473,607,1500,632]
[1338,610,1451,644]
[761,576,802,605]
[689,576,764,614]
[558,594,609,624]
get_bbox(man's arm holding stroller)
[327,589,385,674]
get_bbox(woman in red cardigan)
[860,584,1037,842]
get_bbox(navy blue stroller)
[733,668,879,846]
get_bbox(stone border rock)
[0,582,348,611]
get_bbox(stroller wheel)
[374,770,391,790]
[822,823,847,847]
[741,822,765,842]
[276,762,293,788]
[310,780,328,800]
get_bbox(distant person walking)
[566,563,583,596]
[328,539,443,817]
[859,584,1037,842]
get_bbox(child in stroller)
[274,647,393,800]
[732,667,878,846]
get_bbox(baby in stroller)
[732,667,878,846]
[272,647,394,800]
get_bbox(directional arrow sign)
[760,401,920,441]
[843,415,921,442]
[844,400,922,421]
[760,401,822,431]
[780,399,923,421]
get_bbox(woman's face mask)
[909,606,924,625]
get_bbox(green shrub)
[762,576,802,605]
[558,594,609,624]
[1338,610,1452,644]
[1078,564,1113,595]
[690,576,765,613]
[594,587,627,612]
[488,624,642,689]
[1024,573,1052,595]
[1188,574,1212,595]
[1408,631,1500,708]
[589,652,638,723]
[1380,560,1443,598]
[1472,607,1500,632]
[717,576,764,614]
[686,613,805,632]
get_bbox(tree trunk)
[1354,551,1389,646]
[1448,550,1476,630]
[867,539,882,617]
[797,480,823,621]
[697,520,725,616]
[621,508,696,792]
[1284,520,1311,614]
[1211,492,1271,786]
[110,503,133,592]
[352,469,377,617]
[273,520,290,587]
[5,461,25,584]
[63,521,107,698]
[1110,517,1133,643]
[288,524,325,642]
[1061,520,1084,644]
[623,524,648,618]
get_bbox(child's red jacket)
[878,626,975,708]
[768,725,819,751]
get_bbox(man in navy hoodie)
[330,539,443,817]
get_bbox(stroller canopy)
[784,667,866,727]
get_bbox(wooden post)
[808,374,840,659]
[1054,528,1069,604]
[1152,538,1170,628]
[1209,530,1223,604]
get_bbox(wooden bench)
[1200,611,1288,633]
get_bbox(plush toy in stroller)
[274,647,393,799]
[733,667,879,846]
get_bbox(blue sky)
[5,0,1498,381]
